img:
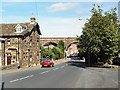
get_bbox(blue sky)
[1,1,119,37]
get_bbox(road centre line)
[61,66,65,68]
[40,70,51,74]
[40,72,46,74]
[45,70,50,72]
[10,79,19,83]
[10,75,34,83]
[53,68,59,70]
[112,80,118,85]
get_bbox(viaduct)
[40,37,78,51]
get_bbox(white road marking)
[40,71,46,74]
[40,70,51,74]
[53,68,59,71]
[10,75,34,83]
[29,75,34,77]
[45,70,50,72]
[112,80,118,85]
[61,66,65,68]
[10,79,19,83]
[19,76,30,80]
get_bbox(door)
[7,56,11,65]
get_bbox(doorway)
[7,56,11,65]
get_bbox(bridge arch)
[40,37,78,52]
[66,42,78,51]
[43,42,57,46]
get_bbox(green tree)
[52,47,64,60]
[57,40,65,53]
[77,4,119,64]
[40,44,45,59]
[40,44,55,60]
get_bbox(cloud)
[0,8,4,13]
[0,9,4,12]
[96,0,103,3]
[2,0,119,2]
[48,3,79,12]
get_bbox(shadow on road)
[70,56,80,60]
[67,57,86,68]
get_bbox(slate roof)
[0,22,41,37]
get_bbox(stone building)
[0,17,41,69]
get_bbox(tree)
[77,4,119,64]
[52,47,64,60]
[40,44,45,59]
[57,40,65,53]
[40,44,55,60]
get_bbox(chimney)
[30,17,36,24]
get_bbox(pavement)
[0,57,119,89]
[1,58,70,75]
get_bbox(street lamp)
[40,50,41,65]
[64,37,66,61]
[78,18,90,66]
[78,18,83,20]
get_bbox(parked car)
[42,60,54,67]
[113,57,120,65]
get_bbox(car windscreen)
[43,60,50,62]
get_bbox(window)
[12,38,14,42]
[30,39,32,46]
[8,39,10,45]
[15,24,24,33]
[30,55,32,62]
[0,41,1,50]
[13,55,16,59]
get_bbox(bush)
[108,59,113,65]
[97,62,104,65]
[52,47,64,60]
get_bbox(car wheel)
[52,65,54,67]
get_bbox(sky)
[1,1,119,37]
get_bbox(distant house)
[0,17,42,69]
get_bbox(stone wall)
[21,30,40,67]
[1,29,41,69]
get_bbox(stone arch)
[66,42,78,51]
[43,42,57,46]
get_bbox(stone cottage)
[0,17,42,69]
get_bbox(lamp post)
[64,37,66,61]
[40,50,41,65]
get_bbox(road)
[1,57,119,88]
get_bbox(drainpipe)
[18,38,20,67]
[4,41,5,65]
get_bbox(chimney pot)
[30,17,36,23]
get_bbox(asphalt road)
[1,57,119,88]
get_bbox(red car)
[42,60,54,67]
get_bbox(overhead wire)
[35,0,39,22]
